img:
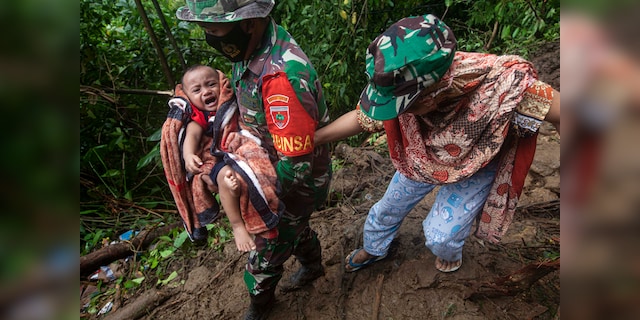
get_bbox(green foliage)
[81,221,235,316]
[543,249,560,261]
[80,0,225,89]
[144,231,182,272]
[80,0,186,252]
[446,0,560,57]
[81,224,108,256]
[157,270,179,286]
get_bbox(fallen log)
[80,222,181,278]
[464,259,559,300]
[103,289,170,320]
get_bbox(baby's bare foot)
[224,171,240,196]
[232,226,256,252]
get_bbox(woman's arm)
[545,89,561,135]
[315,110,364,145]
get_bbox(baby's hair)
[181,64,217,84]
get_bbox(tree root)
[464,259,559,300]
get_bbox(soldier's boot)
[243,288,275,320]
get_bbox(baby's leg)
[200,174,219,193]
[201,160,226,193]
[217,166,255,252]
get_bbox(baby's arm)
[183,121,205,174]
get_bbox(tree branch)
[133,0,175,88]
[484,20,499,51]
[150,0,187,71]
[80,85,173,97]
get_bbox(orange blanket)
[160,70,281,243]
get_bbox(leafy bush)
[447,0,560,57]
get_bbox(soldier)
[176,1,331,319]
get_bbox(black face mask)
[204,24,251,62]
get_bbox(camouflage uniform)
[176,0,331,299]
[232,18,331,296]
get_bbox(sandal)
[345,248,387,272]
[435,257,462,273]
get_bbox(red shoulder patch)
[262,72,317,157]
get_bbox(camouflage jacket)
[231,18,331,207]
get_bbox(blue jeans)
[363,161,498,262]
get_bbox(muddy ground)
[84,42,560,320]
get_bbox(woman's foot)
[232,225,256,252]
[435,257,462,273]
[344,248,387,272]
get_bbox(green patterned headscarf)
[359,14,457,120]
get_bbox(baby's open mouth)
[205,97,217,106]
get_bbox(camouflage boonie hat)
[359,14,457,120]
[176,0,274,23]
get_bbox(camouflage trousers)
[243,195,322,296]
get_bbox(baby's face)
[182,67,221,112]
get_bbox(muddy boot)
[243,289,275,320]
[281,262,325,292]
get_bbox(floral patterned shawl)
[361,51,552,243]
